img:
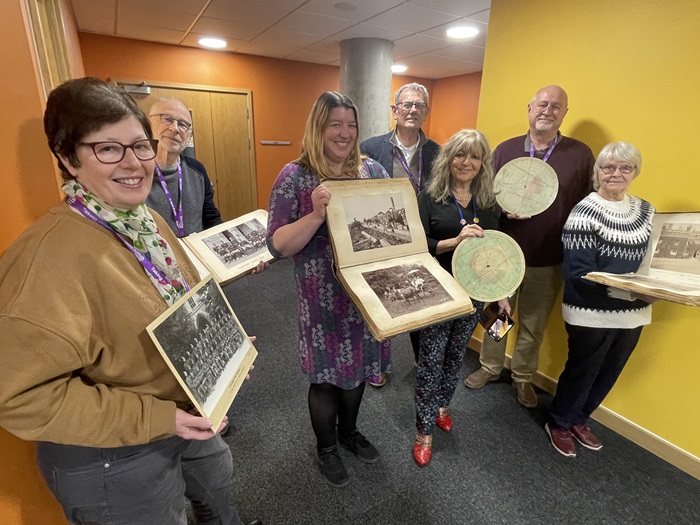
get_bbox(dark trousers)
[550,323,643,430]
[36,435,242,525]
[415,306,481,435]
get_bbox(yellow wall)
[478,0,700,457]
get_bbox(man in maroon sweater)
[464,85,594,408]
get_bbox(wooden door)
[122,81,256,222]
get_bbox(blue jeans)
[36,435,242,525]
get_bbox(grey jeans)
[36,435,242,525]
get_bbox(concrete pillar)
[339,38,393,142]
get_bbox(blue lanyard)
[155,163,185,237]
[452,195,478,225]
[67,197,189,292]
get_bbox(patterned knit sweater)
[561,192,655,328]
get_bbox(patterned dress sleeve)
[266,163,302,258]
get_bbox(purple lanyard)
[393,146,422,192]
[452,195,478,225]
[67,196,189,292]
[155,163,185,238]
[529,135,558,163]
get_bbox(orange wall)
[0,0,82,523]
[80,33,481,207]
[430,72,482,144]
[79,33,339,209]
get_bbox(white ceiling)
[70,0,491,79]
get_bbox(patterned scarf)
[62,180,188,306]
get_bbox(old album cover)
[147,276,258,431]
[324,178,474,340]
[584,212,700,306]
[183,209,274,286]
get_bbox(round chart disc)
[494,157,559,216]
[451,230,525,302]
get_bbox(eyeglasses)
[80,139,159,164]
[396,101,428,111]
[150,113,192,132]
[600,164,636,175]
[534,101,565,112]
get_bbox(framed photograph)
[585,212,700,306]
[324,178,475,340]
[183,209,274,285]
[146,276,258,430]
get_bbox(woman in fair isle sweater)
[545,142,656,458]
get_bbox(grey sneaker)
[339,429,380,464]
[317,446,349,487]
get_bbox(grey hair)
[394,83,430,106]
[592,142,642,190]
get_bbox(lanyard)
[155,163,184,237]
[67,196,189,292]
[529,134,558,163]
[393,146,422,192]
[452,195,478,225]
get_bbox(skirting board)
[468,336,700,480]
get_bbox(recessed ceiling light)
[391,64,408,73]
[446,26,479,39]
[198,37,227,49]
[335,2,357,11]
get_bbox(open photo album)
[584,212,700,306]
[324,178,475,340]
[182,209,274,286]
[146,276,258,431]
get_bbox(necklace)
[452,195,479,225]
[452,192,471,203]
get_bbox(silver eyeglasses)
[80,139,159,164]
[397,101,428,111]
[600,164,635,175]
[150,113,193,132]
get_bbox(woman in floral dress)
[267,92,390,488]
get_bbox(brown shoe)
[514,381,538,408]
[544,423,576,457]
[464,368,500,389]
[368,372,387,388]
[570,424,603,451]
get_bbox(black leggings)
[308,382,366,450]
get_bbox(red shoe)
[413,435,432,467]
[435,409,453,432]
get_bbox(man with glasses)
[464,85,595,409]
[361,83,440,385]
[146,98,222,237]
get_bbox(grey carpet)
[221,258,699,525]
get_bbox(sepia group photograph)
[147,277,258,429]
[183,209,274,285]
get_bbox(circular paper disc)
[451,230,525,302]
[494,157,559,216]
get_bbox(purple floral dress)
[267,160,392,389]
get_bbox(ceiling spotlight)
[446,26,479,39]
[199,37,227,49]
[334,2,357,11]
[391,64,408,73]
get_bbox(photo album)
[324,178,475,340]
[584,212,700,306]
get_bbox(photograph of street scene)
[362,263,452,318]
[341,192,413,252]
[651,223,700,276]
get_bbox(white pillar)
[340,38,394,142]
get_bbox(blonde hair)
[296,92,363,179]
[427,129,497,210]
